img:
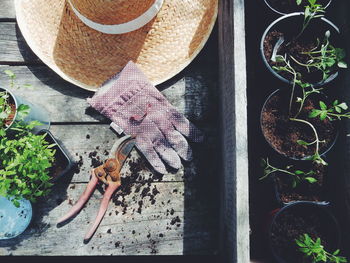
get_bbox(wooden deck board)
[0,182,219,255]
[0,0,15,20]
[0,0,221,256]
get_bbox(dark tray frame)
[245,0,350,262]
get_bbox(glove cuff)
[87,61,156,115]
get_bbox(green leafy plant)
[0,121,56,207]
[309,100,350,121]
[291,31,347,81]
[259,158,317,188]
[295,0,326,40]
[295,233,347,262]
[1,70,31,129]
[4,69,16,88]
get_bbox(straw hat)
[15,0,218,91]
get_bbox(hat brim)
[15,0,218,91]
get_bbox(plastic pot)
[268,201,341,263]
[260,13,341,87]
[260,88,338,161]
[36,129,73,182]
[264,0,332,16]
[0,196,32,240]
[272,165,329,206]
[0,87,50,133]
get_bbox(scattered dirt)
[111,158,162,215]
[261,90,337,159]
[89,151,103,167]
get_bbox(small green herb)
[291,31,347,82]
[309,100,350,121]
[295,0,326,41]
[295,233,347,262]
[0,120,56,207]
[260,158,317,188]
[273,55,321,118]
[4,69,16,88]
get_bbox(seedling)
[291,31,347,82]
[260,158,317,188]
[273,55,321,118]
[0,119,56,207]
[309,100,350,121]
[295,0,326,41]
[295,233,347,262]
[0,71,31,130]
[290,118,327,165]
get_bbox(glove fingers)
[150,115,192,161]
[164,130,193,161]
[135,137,167,174]
[154,140,182,170]
[169,110,204,142]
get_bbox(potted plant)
[260,4,346,86]
[260,88,338,164]
[260,158,328,204]
[36,129,73,182]
[264,0,332,16]
[0,120,56,208]
[0,70,50,132]
[269,202,346,262]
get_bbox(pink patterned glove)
[87,61,204,174]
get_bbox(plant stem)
[290,117,320,156]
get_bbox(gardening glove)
[87,61,204,174]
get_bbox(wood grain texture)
[0,0,221,256]
[48,124,219,183]
[0,182,219,255]
[0,23,39,63]
[0,0,15,20]
[218,0,249,262]
[0,65,216,124]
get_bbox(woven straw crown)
[70,0,156,25]
[15,0,218,91]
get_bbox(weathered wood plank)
[0,65,217,124]
[0,0,15,20]
[0,182,218,255]
[48,124,219,183]
[0,23,39,63]
[218,0,249,262]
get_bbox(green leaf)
[319,101,327,110]
[320,111,327,120]
[296,0,302,5]
[333,249,340,256]
[305,177,318,183]
[295,170,305,175]
[297,140,310,146]
[338,61,348,68]
[335,48,346,61]
[338,102,348,110]
[4,70,15,78]
[309,109,322,118]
